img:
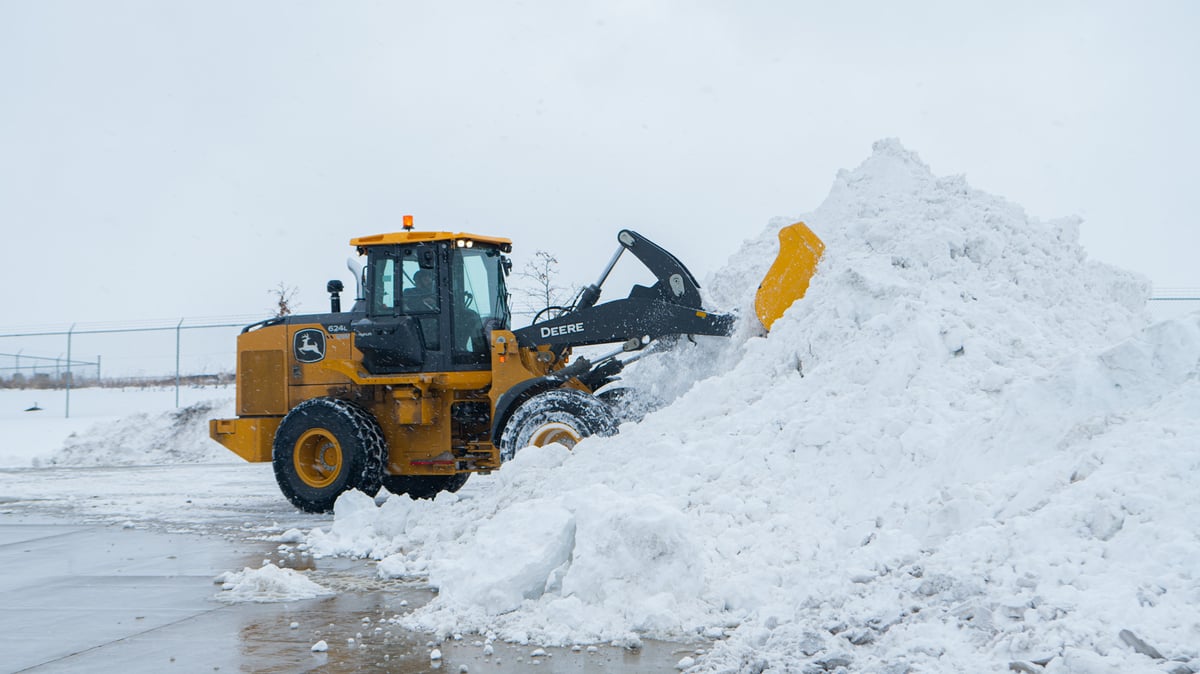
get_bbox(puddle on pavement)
[231,588,700,673]
[2,508,705,673]
[229,550,703,673]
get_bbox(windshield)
[450,246,510,364]
[453,247,510,327]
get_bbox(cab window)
[451,247,510,365]
[399,259,439,313]
[371,247,441,316]
[371,257,396,314]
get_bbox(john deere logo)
[294,329,326,363]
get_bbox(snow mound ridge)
[45,398,234,466]
[621,137,1149,410]
[310,141,1199,673]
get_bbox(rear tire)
[272,398,386,513]
[499,388,617,461]
[383,473,470,500]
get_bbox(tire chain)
[287,397,387,498]
[332,399,387,497]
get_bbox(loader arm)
[512,297,734,349]
[512,223,822,352]
[512,229,734,351]
[494,224,823,435]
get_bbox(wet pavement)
[0,495,694,673]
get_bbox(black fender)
[490,376,564,445]
[489,357,592,443]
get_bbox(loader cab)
[351,231,512,375]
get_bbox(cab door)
[354,242,449,374]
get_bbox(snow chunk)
[432,499,575,615]
[558,486,704,632]
[274,528,306,544]
[214,564,332,603]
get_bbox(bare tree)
[269,282,300,318]
[513,250,577,319]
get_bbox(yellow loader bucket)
[754,221,825,331]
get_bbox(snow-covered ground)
[0,385,234,468]
[0,386,311,539]
[2,141,1197,672]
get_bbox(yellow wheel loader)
[210,219,823,512]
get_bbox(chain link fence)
[0,315,263,417]
[1148,287,1200,323]
[0,352,100,385]
[3,287,1197,419]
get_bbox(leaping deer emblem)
[298,333,323,357]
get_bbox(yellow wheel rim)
[293,429,343,488]
[528,422,582,449]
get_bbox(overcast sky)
[3,0,1198,334]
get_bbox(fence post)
[65,324,75,418]
[175,318,184,408]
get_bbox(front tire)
[499,388,618,461]
[272,398,386,513]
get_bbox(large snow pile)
[0,386,235,467]
[307,141,1200,672]
[42,398,234,466]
